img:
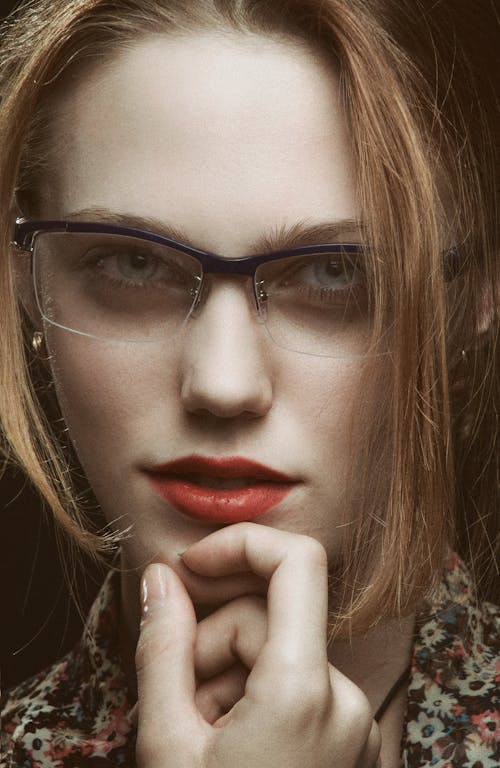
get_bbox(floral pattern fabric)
[402,554,499,767]
[1,554,499,767]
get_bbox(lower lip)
[148,476,295,523]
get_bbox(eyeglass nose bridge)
[188,266,267,320]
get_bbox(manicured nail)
[141,564,167,621]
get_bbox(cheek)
[46,330,177,474]
[282,357,366,444]
[288,357,388,500]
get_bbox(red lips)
[145,455,297,523]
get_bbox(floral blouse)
[1,553,499,767]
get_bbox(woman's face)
[40,32,372,609]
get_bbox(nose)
[180,279,273,419]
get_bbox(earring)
[32,331,44,354]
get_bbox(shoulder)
[403,554,500,768]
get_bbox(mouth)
[144,455,299,523]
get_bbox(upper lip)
[145,455,295,483]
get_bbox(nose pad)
[188,274,204,314]
[180,279,273,419]
[189,273,264,320]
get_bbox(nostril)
[187,406,265,421]
[180,361,273,420]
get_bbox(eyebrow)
[255,219,365,253]
[63,207,365,254]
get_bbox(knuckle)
[134,638,152,672]
[134,623,170,672]
[355,721,381,767]
[340,687,374,737]
[231,593,267,616]
[274,667,331,721]
[231,596,267,640]
[298,676,332,719]
[367,720,382,762]
[295,535,328,570]
[210,594,266,646]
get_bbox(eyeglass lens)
[33,231,374,357]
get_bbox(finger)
[195,595,267,680]
[356,720,381,768]
[328,664,381,767]
[174,561,268,608]
[195,662,248,724]
[183,523,329,673]
[135,563,206,761]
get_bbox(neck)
[328,616,415,768]
[327,614,415,716]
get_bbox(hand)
[134,522,381,768]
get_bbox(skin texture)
[32,32,413,766]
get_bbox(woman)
[0,0,498,766]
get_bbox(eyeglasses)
[14,217,381,358]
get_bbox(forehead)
[42,32,357,255]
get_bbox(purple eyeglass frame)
[14,217,462,289]
[14,218,367,277]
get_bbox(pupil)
[324,260,344,278]
[130,253,148,270]
[117,250,158,279]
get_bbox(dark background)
[1,1,105,692]
[1,470,105,690]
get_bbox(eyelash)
[79,252,178,291]
[288,282,369,309]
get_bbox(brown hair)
[0,0,498,636]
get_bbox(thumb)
[135,563,203,767]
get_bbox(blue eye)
[273,253,363,293]
[97,250,159,280]
[310,256,358,288]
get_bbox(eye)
[96,250,159,280]
[309,255,358,288]
[70,236,202,294]
[275,252,364,292]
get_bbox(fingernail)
[141,564,167,622]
